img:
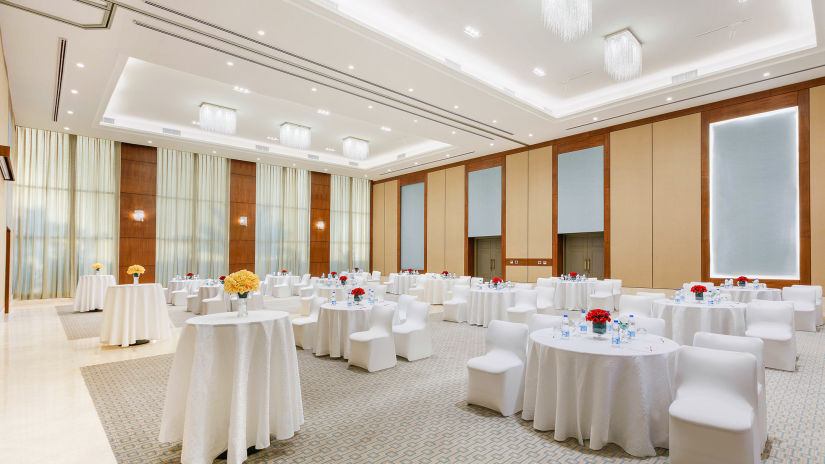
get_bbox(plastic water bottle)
[628,315,636,340]
[331,290,336,306]
[611,321,622,346]
[577,310,588,335]
[561,315,570,339]
[368,289,375,305]
[347,292,353,307]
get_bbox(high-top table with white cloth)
[313,301,397,359]
[99,283,172,347]
[551,279,597,311]
[652,298,747,345]
[467,287,515,327]
[392,274,418,295]
[159,310,303,464]
[522,329,679,457]
[168,279,206,295]
[73,274,116,312]
[418,276,456,304]
[718,285,781,303]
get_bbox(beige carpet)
[80,315,825,463]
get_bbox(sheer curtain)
[351,177,371,270]
[255,164,309,276]
[282,167,309,274]
[329,175,370,272]
[194,154,229,277]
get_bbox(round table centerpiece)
[586,308,611,336]
[186,272,194,280]
[223,269,260,318]
[492,277,503,289]
[736,276,749,287]
[127,264,145,285]
[340,275,348,286]
[92,262,103,274]
[690,284,707,301]
[351,287,365,303]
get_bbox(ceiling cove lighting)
[464,25,481,38]
[199,103,237,135]
[604,28,642,81]
[342,137,369,160]
[542,0,592,42]
[280,122,311,149]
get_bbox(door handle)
[490,259,495,271]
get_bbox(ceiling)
[0,0,823,180]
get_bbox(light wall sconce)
[316,220,325,230]
[133,210,145,222]
[239,216,248,227]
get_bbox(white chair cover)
[745,300,796,371]
[348,305,397,372]
[466,320,528,416]
[392,301,432,361]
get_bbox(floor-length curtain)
[255,164,309,276]
[156,149,195,284]
[351,177,371,271]
[194,154,229,277]
[330,175,351,272]
[282,167,309,274]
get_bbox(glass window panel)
[400,182,425,269]
[557,146,604,234]
[467,166,501,237]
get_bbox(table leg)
[129,339,150,346]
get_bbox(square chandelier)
[199,103,237,135]
[342,137,369,160]
[279,122,312,149]
[604,28,642,81]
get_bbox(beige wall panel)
[610,125,653,288]
[528,146,553,259]
[445,166,466,274]
[427,170,446,272]
[372,183,385,274]
[506,152,529,258]
[811,86,825,289]
[384,181,399,273]
[527,265,554,281]
[506,265,528,283]
[0,30,9,147]
[652,114,702,288]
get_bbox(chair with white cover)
[387,273,399,294]
[366,283,387,300]
[745,301,796,372]
[443,285,470,322]
[505,289,538,324]
[514,283,533,289]
[669,346,760,464]
[466,320,529,416]
[457,276,471,286]
[406,280,426,299]
[293,296,324,350]
[781,286,817,332]
[470,277,483,287]
[396,294,417,324]
[633,316,666,337]
[202,294,229,315]
[291,274,310,296]
[270,282,291,298]
[171,289,188,307]
[527,313,562,333]
[693,332,767,449]
[186,294,200,312]
[392,301,432,361]
[299,293,316,316]
[536,286,556,314]
[298,285,316,298]
[603,278,623,308]
[792,284,823,326]
[348,304,397,372]
[636,292,666,307]
[618,294,652,317]
[536,277,555,288]
[369,270,381,282]
[588,281,615,311]
[163,287,170,304]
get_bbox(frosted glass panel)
[558,146,604,234]
[710,107,799,279]
[468,166,501,237]
[401,182,425,270]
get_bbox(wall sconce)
[239,216,248,227]
[133,210,145,222]
[316,220,325,230]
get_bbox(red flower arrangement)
[340,275,348,283]
[736,276,749,283]
[569,272,578,278]
[492,277,503,284]
[351,287,365,296]
[442,271,449,275]
[186,272,194,279]
[690,285,707,294]
[354,267,360,271]
[219,275,226,282]
[586,309,611,324]
[281,269,287,273]
[330,271,338,276]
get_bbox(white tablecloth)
[193,285,224,315]
[467,288,515,327]
[159,311,303,464]
[552,280,596,310]
[169,279,206,294]
[99,283,172,347]
[393,274,418,294]
[522,330,679,457]
[719,286,781,303]
[418,277,456,304]
[652,298,747,345]
[265,274,296,288]
[313,301,396,358]
[73,274,116,312]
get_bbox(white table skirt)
[467,288,515,327]
[719,286,781,303]
[419,278,456,304]
[392,274,418,295]
[522,330,679,457]
[73,274,116,312]
[169,279,206,295]
[652,298,747,345]
[552,280,596,311]
[313,301,396,358]
[99,283,172,347]
[159,311,303,464]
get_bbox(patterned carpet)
[80,315,825,463]
[56,304,195,340]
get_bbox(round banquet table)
[419,277,456,304]
[467,287,515,327]
[159,310,303,464]
[193,284,224,315]
[168,279,205,295]
[393,274,418,295]
[313,301,397,359]
[651,298,747,345]
[99,283,172,347]
[315,284,349,300]
[552,280,596,311]
[265,274,296,288]
[719,286,781,303]
[522,329,679,457]
[73,274,116,312]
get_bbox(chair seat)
[746,326,793,342]
[670,396,755,433]
[293,316,317,326]
[467,352,523,375]
[392,323,423,335]
[350,329,387,342]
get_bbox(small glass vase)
[695,292,703,301]
[592,322,607,335]
[738,281,746,287]
[354,295,362,303]
[95,269,100,275]
[133,274,140,285]
[237,292,249,318]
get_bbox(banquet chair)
[348,305,397,372]
[366,283,387,300]
[745,301,796,372]
[392,301,433,361]
[186,294,200,313]
[505,289,538,324]
[781,286,818,332]
[271,282,291,299]
[792,284,823,326]
[633,316,666,337]
[669,346,760,464]
[368,270,381,283]
[457,276,471,286]
[171,289,188,307]
[618,294,652,317]
[299,293,316,316]
[603,278,623,308]
[536,286,556,314]
[470,277,483,287]
[298,285,317,298]
[527,313,562,333]
[443,285,470,322]
[636,291,666,303]
[466,320,529,416]
[163,287,170,304]
[406,279,427,300]
[387,273,399,294]
[693,332,767,449]
[588,281,615,311]
[536,277,555,288]
[396,294,417,324]
[202,294,229,315]
[291,274,310,296]
[293,297,325,350]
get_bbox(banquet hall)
[2,1,825,463]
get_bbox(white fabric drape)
[256,164,309,276]
[329,175,370,272]
[194,154,229,277]
[351,177,370,271]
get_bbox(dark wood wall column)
[310,172,331,276]
[119,143,157,284]
[229,160,256,273]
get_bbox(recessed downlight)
[147,140,153,144]
[528,133,533,137]
[67,110,74,115]
[408,88,414,92]
[212,150,216,154]
[348,64,355,70]
[453,105,459,109]
[311,87,317,92]
[532,67,546,77]
[226,61,234,66]
[70,89,78,94]
[464,25,481,38]
[380,126,392,132]
[368,105,373,109]
[257,30,265,36]
[63,126,70,131]
[666,97,673,102]
[76,62,85,68]
[763,71,771,77]
[317,108,331,116]
[451,131,456,135]
[592,117,599,121]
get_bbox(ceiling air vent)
[672,69,698,84]
[102,117,115,125]
[255,144,269,152]
[162,128,181,136]
[307,154,319,160]
[348,161,359,167]
[396,153,406,160]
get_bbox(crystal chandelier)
[604,28,642,81]
[199,103,236,135]
[342,137,369,160]
[542,0,591,42]
[279,122,311,149]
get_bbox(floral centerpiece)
[330,271,338,278]
[442,271,449,276]
[351,287,365,302]
[281,269,288,276]
[354,267,360,272]
[491,277,503,287]
[340,275,348,285]
[186,272,194,280]
[92,263,103,274]
[569,272,578,279]
[691,284,707,301]
[586,309,611,335]
[223,269,260,318]
[127,264,145,285]
[219,275,226,284]
[736,276,749,287]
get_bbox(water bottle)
[561,315,570,339]
[368,289,375,305]
[628,315,636,340]
[330,290,336,306]
[577,310,588,335]
[611,321,622,346]
[347,292,353,307]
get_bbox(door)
[474,237,501,280]
[563,232,605,279]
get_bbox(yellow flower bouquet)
[92,263,103,273]
[223,269,260,297]
[127,264,146,276]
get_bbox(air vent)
[672,70,698,84]
[307,154,319,160]
[52,38,67,122]
[102,117,115,125]
[396,153,406,160]
[348,161,359,167]
[162,128,181,136]
[255,144,269,152]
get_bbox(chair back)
[603,279,622,293]
[674,346,758,411]
[782,286,816,310]
[371,270,381,280]
[514,283,533,289]
[514,289,537,308]
[470,277,483,287]
[369,304,395,335]
[634,316,666,337]
[746,300,795,328]
[536,278,555,287]
[452,285,470,302]
[619,294,652,317]
[486,320,529,363]
[793,284,822,303]
[591,281,613,294]
[309,296,325,318]
[693,331,765,387]
[405,301,430,329]
[528,314,562,333]
[388,273,398,284]
[398,294,417,313]
[536,286,555,308]
[457,276,471,286]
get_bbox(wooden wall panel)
[505,152,528,258]
[610,125,653,288]
[444,166,465,273]
[119,143,157,284]
[372,182,385,274]
[528,146,553,259]
[506,265,528,282]
[229,160,256,273]
[384,180,399,273]
[309,172,331,276]
[426,170,446,272]
[652,114,702,288]
[811,86,825,289]
[527,265,553,281]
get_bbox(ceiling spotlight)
[528,133,533,137]
[212,150,216,154]
[413,119,418,123]
[532,67,546,77]
[408,88,414,92]
[666,97,673,102]
[233,86,251,94]
[311,87,317,92]
[266,136,279,142]
[348,64,355,70]
[445,154,451,157]
[226,61,234,66]
[317,108,331,116]
[192,120,199,125]
[492,120,497,123]
[592,116,599,121]
[293,163,296,167]
[147,140,152,144]
[387,169,391,172]
[763,71,771,77]
[70,89,78,94]
[414,162,419,166]
[67,110,74,115]
[368,105,373,109]
[76,62,85,68]
[464,25,481,38]
[380,126,392,132]
[257,30,265,36]
[453,105,459,109]
[489,143,494,146]
[63,126,70,131]
[256,157,261,161]
[451,131,456,135]
[324,168,328,172]
[364,174,368,178]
